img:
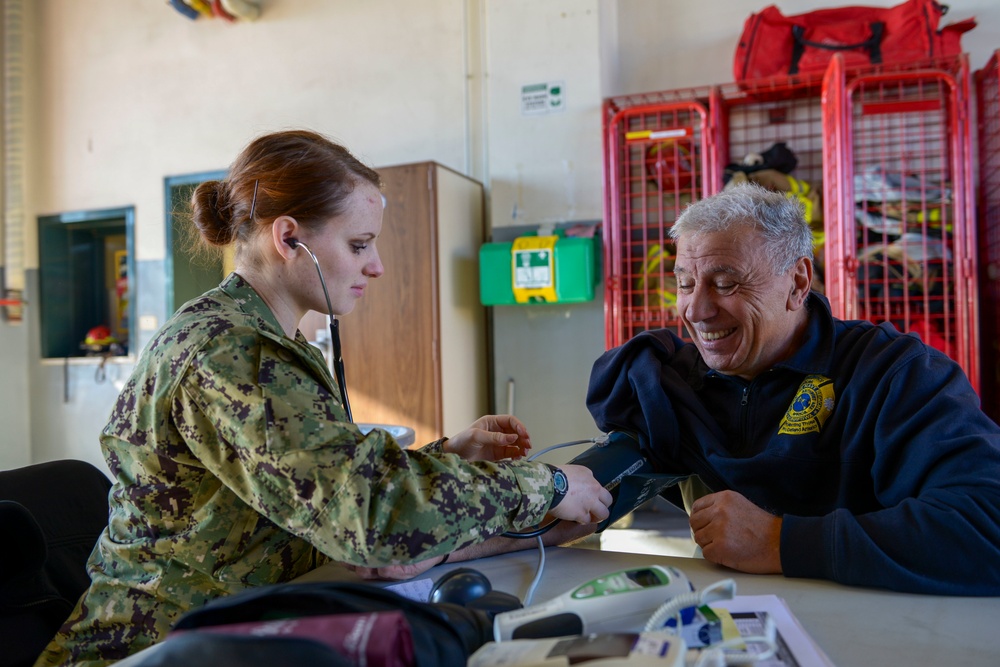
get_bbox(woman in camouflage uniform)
[36,130,612,667]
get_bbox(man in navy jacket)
[587,182,1000,595]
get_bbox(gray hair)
[668,182,813,274]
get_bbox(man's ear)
[271,216,300,260]
[787,256,813,310]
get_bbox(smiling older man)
[586,182,1000,595]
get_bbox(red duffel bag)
[734,0,976,83]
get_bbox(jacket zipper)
[738,384,750,455]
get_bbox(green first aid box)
[479,234,598,305]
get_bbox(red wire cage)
[975,50,1000,420]
[602,54,979,394]
[823,54,978,393]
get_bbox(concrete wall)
[1,0,997,470]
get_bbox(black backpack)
[131,581,496,666]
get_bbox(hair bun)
[191,180,237,246]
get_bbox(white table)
[302,546,1000,667]
[119,546,1000,666]
[415,547,1000,667]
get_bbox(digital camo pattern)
[36,273,553,667]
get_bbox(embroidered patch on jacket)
[778,374,835,435]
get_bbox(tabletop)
[119,544,1000,666]
[396,546,1000,667]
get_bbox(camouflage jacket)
[36,272,554,667]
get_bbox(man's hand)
[689,490,783,574]
[444,415,532,461]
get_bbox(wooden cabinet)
[301,162,489,447]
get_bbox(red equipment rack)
[602,87,712,346]
[602,55,980,394]
[602,74,827,347]
[975,50,1000,420]
[823,54,978,393]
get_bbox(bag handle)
[789,21,885,74]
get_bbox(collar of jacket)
[217,272,334,388]
[219,271,289,339]
[774,291,837,377]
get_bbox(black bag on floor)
[138,581,495,667]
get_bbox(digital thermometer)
[493,565,693,641]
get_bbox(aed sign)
[521,81,565,115]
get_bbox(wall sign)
[521,81,565,116]
[511,235,558,303]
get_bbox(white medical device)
[469,632,686,667]
[493,565,693,642]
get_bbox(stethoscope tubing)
[290,239,353,423]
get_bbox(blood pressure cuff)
[145,581,492,667]
[568,431,688,532]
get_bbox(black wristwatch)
[546,464,568,509]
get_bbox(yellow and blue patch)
[778,374,835,435]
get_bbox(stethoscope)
[285,237,353,423]
[246,180,352,421]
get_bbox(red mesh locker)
[975,51,1000,420]
[604,58,979,394]
[712,78,829,293]
[602,92,712,349]
[823,54,979,391]
[602,76,828,349]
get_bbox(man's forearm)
[449,522,598,563]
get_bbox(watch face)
[553,469,568,495]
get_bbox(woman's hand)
[546,464,613,525]
[444,414,532,462]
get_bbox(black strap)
[789,21,885,74]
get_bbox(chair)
[0,460,112,667]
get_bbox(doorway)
[164,171,228,314]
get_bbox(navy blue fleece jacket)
[587,293,1000,595]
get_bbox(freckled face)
[306,181,385,316]
[674,226,801,380]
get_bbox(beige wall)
[32,0,475,263]
[7,0,486,470]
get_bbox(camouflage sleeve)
[173,331,553,567]
[417,438,447,454]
